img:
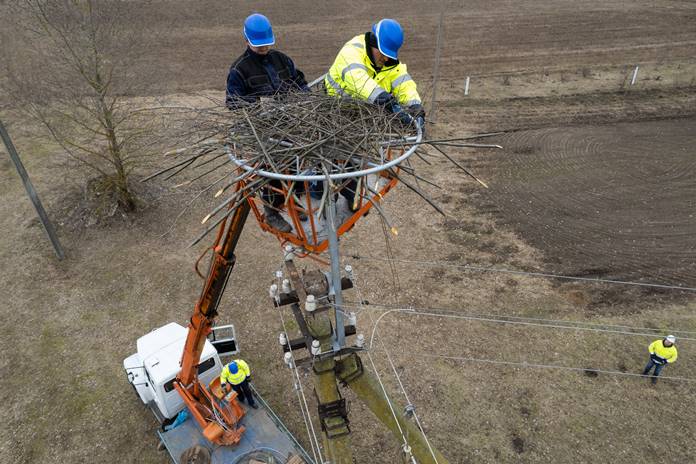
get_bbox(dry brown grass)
[2,1,696,463]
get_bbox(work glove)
[374,91,397,109]
[375,91,410,120]
[395,108,415,126]
[408,103,426,120]
[408,103,426,134]
[375,91,417,128]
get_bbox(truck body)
[157,384,312,464]
[124,322,313,464]
[124,322,223,422]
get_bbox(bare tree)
[2,0,158,212]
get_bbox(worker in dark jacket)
[642,335,678,384]
[225,13,310,232]
[226,13,309,107]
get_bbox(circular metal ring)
[225,127,422,181]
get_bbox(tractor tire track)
[472,117,696,295]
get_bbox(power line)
[351,269,439,464]
[365,302,696,335]
[376,332,439,464]
[364,349,413,458]
[349,255,696,293]
[336,301,696,340]
[352,302,696,383]
[278,306,321,463]
[337,259,695,464]
[354,294,413,456]
[274,271,324,464]
[279,309,323,463]
[419,353,696,383]
[337,301,696,342]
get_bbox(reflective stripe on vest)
[368,87,387,103]
[391,74,413,89]
[402,99,421,107]
[326,73,346,95]
[342,63,369,80]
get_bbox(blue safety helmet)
[229,362,239,374]
[244,13,275,47]
[372,19,404,60]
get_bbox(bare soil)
[464,117,696,304]
[1,1,696,463]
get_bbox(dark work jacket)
[225,48,309,109]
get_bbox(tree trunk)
[111,148,136,212]
[99,92,136,212]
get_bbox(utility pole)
[429,7,445,122]
[272,181,449,464]
[326,191,346,351]
[0,119,65,260]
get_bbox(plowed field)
[1,1,696,463]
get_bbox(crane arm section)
[179,201,251,385]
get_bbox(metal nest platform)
[148,91,500,253]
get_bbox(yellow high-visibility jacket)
[649,340,678,363]
[220,359,251,385]
[325,33,421,107]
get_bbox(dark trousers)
[262,180,285,210]
[642,358,665,378]
[338,178,358,208]
[336,161,359,209]
[231,379,256,406]
[262,179,324,211]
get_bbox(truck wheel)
[180,445,211,464]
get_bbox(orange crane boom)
[174,200,251,445]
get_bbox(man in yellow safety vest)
[642,335,678,384]
[324,19,424,209]
[220,359,258,408]
[325,18,425,129]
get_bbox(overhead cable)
[352,269,439,463]
[349,255,696,293]
[337,301,696,342]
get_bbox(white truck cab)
[123,322,238,422]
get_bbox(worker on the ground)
[220,359,258,409]
[642,335,678,384]
[226,13,310,232]
[324,18,425,130]
[324,19,425,209]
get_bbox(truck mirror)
[208,324,239,357]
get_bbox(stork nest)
[146,91,500,246]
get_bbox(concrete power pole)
[0,119,65,260]
[272,183,449,464]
